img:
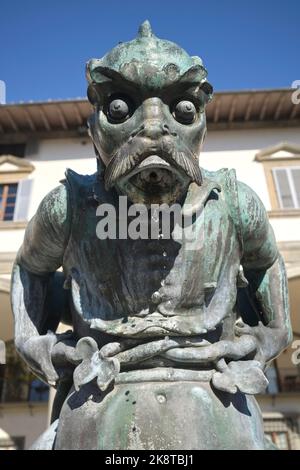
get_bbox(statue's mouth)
[127,156,180,192]
[116,155,191,204]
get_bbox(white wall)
[203,127,300,152]
[0,404,48,449]
[27,137,96,216]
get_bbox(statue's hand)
[235,319,286,367]
[18,331,59,386]
[50,332,81,382]
[16,329,80,387]
[212,359,268,394]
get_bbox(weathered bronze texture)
[11,21,292,450]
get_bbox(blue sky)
[0,0,299,103]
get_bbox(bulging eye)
[107,98,130,122]
[173,100,196,124]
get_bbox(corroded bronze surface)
[11,21,292,450]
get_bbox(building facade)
[0,89,299,449]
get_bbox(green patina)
[86,20,208,91]
[11,21,292,450]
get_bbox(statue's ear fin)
[86,59,105,84]
[178,65,207,84]
[179,65,213,102]
[86,60,124,84]
[87,62,132,105]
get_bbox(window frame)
[0,182,19,221]
[265,430,290,450]
[258,157,300,217]
[0,155,35,228]
[263,416,296,450]
[272,166,300,210]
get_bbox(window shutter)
[291,168,300,207]
[13,178,33,221]
[272,168,294,209]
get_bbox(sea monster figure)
[11,21,292,449]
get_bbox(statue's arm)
[11,184,77,385]
[237,181,293,364]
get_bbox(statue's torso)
[62,168,243,339]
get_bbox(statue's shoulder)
[201,167,239,205]
[201,167,237,187]
[201,167,244,248]
[63,168,97,192]
[62,169,100,204]
[201,167,262,205]
[33,170,98,230]
[63,169,117,206]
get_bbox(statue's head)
[87,21,213,204]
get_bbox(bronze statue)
[11,21,292,449]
